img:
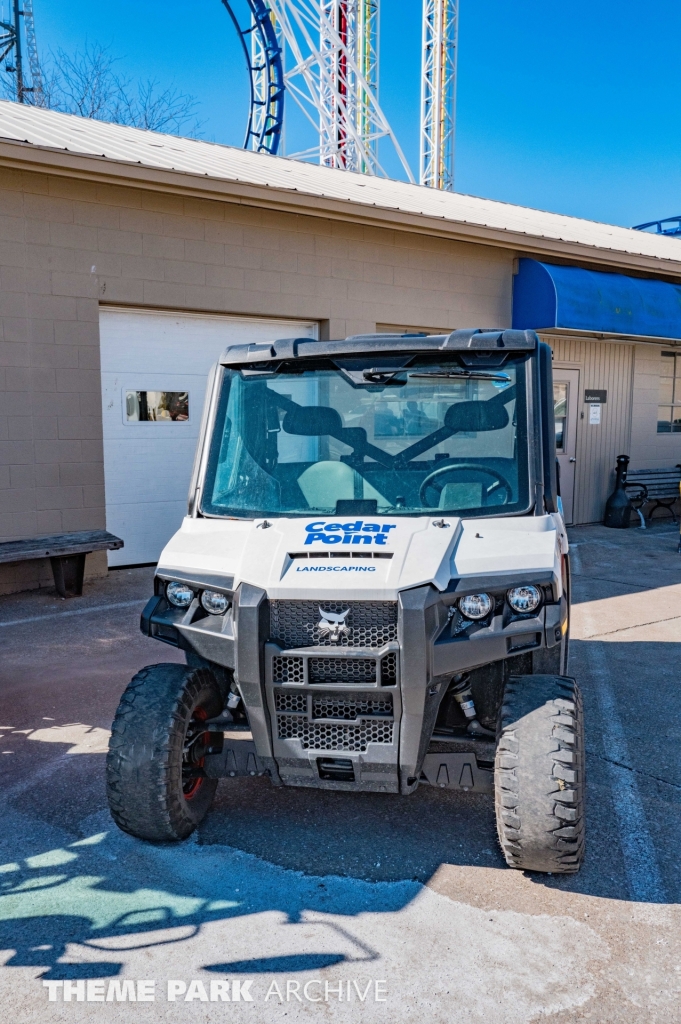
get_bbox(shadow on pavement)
[205,954,347,973]
[1,522,680,984]
[0,662,679,988]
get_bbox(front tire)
[106,663,223,842]
[494,674,585,873]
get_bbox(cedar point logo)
[305,521,396,546]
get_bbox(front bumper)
[142,573,566,794]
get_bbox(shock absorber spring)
[449,674,495,737]
[451,674,477,720]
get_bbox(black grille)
[381,652,397,686]
[308,657,376,684]
[312,694,393,720]
[274,690,308,713]
[272,655,304,684]
[269,600,398,649]
[276,716,393,751]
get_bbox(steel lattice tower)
[355,1,379,171]
[265,0,412,179]
[319,0,378,171]
[22,0,44,104]
[420,0,458,190]
[319,0,357,169]
[0,0,44,104]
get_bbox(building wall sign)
[585,390,607,403]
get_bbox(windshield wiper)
[409,370,511,382]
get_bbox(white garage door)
[100,308,318,566]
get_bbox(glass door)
[553,369,579,524]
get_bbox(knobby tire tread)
[495,674,585,873]
[106,663,221,842]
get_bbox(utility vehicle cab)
[106,329,584,874]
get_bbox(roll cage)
[188,330,558,519]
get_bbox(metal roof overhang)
[1,122,681,278]
[513,258,681,343]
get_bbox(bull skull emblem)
[318,606,350,642]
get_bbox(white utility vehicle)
[107,329,583,873]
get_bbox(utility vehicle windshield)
[200,356,530,518]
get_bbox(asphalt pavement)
[0,521,679,1023]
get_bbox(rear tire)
[106,663,222,842]
[494,674,585,873]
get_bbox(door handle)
[569,458,576,463]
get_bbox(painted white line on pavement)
[587,641,666,903]
[0,599,142,628]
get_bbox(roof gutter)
[540,327,681,347]
[0,137,680,279]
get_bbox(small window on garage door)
[125,391,190,422]
[100,308,318,566]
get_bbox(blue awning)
[512,258,681,340]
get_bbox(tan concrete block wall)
[629,344,681,469]
[377,322,453,334]
[0,549,107,598]
[0,556,53,596]
[0,166,513,594]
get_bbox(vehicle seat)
[439,481,483,510]
[298,461,390,509]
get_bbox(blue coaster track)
[633,216,681,238]
[221,0,284,155]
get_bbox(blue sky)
[28,0,681,228]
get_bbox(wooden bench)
[624,466,681,528]
[0,530,124,597]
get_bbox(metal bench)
[0,530,123,597]
[624,466,681,528]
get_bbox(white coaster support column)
[420,0,458,190]
[268,0,414,180]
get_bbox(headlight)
[458,593,492,620]
[507,585,542,614]
[166,581,194,608]
[201,590,229,616]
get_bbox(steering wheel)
[419,463,513,509]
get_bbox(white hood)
[158,513,565,600]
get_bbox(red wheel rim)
[183,705,209,800]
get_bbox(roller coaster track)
[222,0,413,180]
[221,0,285,154]
[633,216,681,238]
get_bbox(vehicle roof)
[218,327,536,368]
[218,329,538,367]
